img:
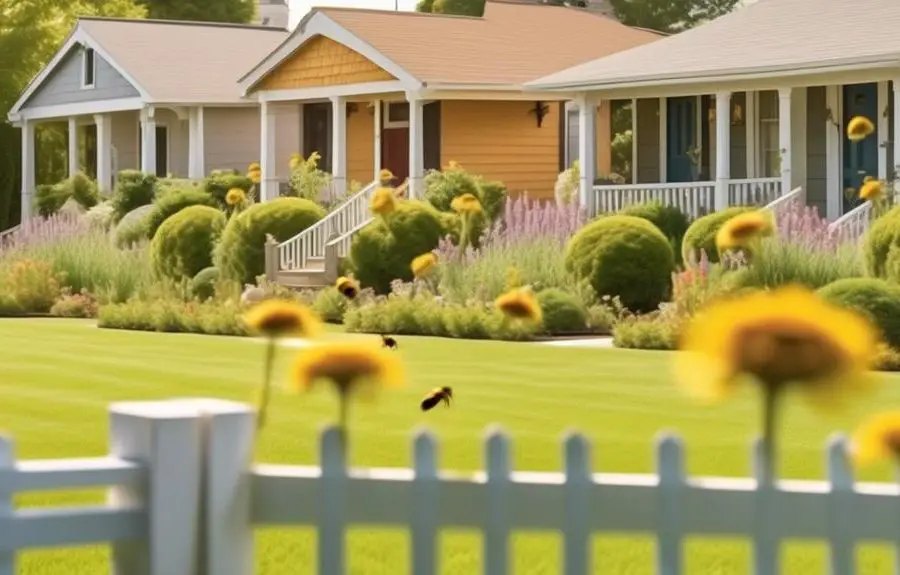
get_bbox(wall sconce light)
[530,101,550,127]
[731,103,744,126]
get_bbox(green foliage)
[536,288,588,334]
[0,259,61,314]
[35,183,69,216]
[49,288,99,318]
[681,206,754,263]
[427,0,485,15]
[135,0,254,22]
[215,197,325,284]
[863,205,900,279]
[423,165,506,221]
[34,172,100,216]
[312,286,350,324]
[349,200,450,293]
[415,0,436,10]
[99,297,248,335]
[203,170,254,207]
[612,315,678,350]
[69,171,100,208]
[565,215,674,312]
[150,205,225,281]
[114,204,155,248]
[146,188,217,239]
[622,201,690,263]
[608,0,741,33]
[288,151,332,203]
[818,278,900,349]
[189,266,220,301]
[727,239,863,291]
[112,170,157,221]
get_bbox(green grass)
[2,318,899,574]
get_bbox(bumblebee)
[381,334,398,350]
[420,386,453,411]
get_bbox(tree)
[418,0,485,16]
[135,0,255,23]
[607,0,741,33]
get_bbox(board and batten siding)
[204,106,299,180]
[23,47,139,109]
[440,100,562,198]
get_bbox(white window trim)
[384,101,410,129]
[136,121,172,178]
[81,47,96,90]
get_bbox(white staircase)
[828,200,874,245]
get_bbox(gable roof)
[240,1,662,94]
[527,0,900,90]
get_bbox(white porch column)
[825,85,841,220]
[330,96,348,199]
[67,117,79,177]
[577,94,597,211]
[140,107,157,176]
[260,100,278,202]
[778,88,793,195]
[95,113,112,193]
[894,80,900,194]
[373,100,382,179]
[20,120,35,221]
[408,95,425,199]
[630,98,638,184]
[714,91,731,210]
[188,106,205,179]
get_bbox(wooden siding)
[440,100,561,198]
[257,36,396,91]
[636,98,660,183]
[25,47,139,109]
[806,86,828,215]
[347,105,374,185]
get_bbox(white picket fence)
[4,398,900,575]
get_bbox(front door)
[842,83,880,213]
[137,125,169,177]
[303,103,332,173]
[667,97,696,183]
[382,128,410,184]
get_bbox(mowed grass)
[1,318,899,574]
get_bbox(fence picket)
[752,437,779,575]
[656,435,685,575]
[318,426,347,575]
[412,429,439,575]
[0,436,15,575]
[826,435,854,575]
[485,427,511,575]
[562,432,591,575]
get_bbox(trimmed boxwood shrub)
[537,288,588,334]
[34,172,100,216]
[114,204,156,248]
[204,170,253,207]
[817,277,900,349]
[215,197,325,284]
[565,214,674,313]
[190,266,220,301]
[146,188,218,239]
[112,170,157,221]
[863,205,900,278]
[69,171,100,208]
[681,206,755,263]
[349,200,450,294]
[622,201,690,263]
[151,205,226,281]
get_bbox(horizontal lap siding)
[347,105,374,186]
[257,36,396,91]
[205,106,299,180]
[25,48,139,108]
[440,100,560,199]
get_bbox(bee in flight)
[421,386,453,412]
[381,334,398,350]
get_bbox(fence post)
[108,400,206,575]
[484,426,511,575]
[751,437,779,575]
[656,434,685,575]
[826,434,854,575]
[0,436,15,575]
[264,234,278,282]
[411,429,439,575]
[318,426,348,575]
[562,432,591,575]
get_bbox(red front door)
[381,127,409,185]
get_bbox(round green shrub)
[146,188,218,239]
[112,170,157,221]
[863,205,900,278]
[190,266,220,301]
[69,172,100,209]
[216,197,325,285]
[623,201,690,263]
[536,288,588,334]
[203,170,253,207]
[817,277,900,349]
[565,215,674,313]
[114,204,156,248]
[349,200,450,293]
[151,205,226,281]
[681,206,755,263]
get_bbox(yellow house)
[239,1,662,202]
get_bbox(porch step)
[277,269,331,289]
[305,256,325,271]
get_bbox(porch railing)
[590,181,715,220]
[828,200,874,244]
[762,186,805,219]
[728,177,782,206]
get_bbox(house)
[7,15,290,220]
[239,0,663,202]
[526,0,900,228]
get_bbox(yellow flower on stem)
[378,168,395,185]
[335,276,359,300]
[248,169,261,185]
[860,179,884,201]
[451,193,482,215]
[850,411,900,467]
[495,287,543,324]
[289,341,407,441]
[243,299,323,431]
[225,187,247,206]
[411,252,437,279]
[248,161,261,172]
[289,153,302,171]
[675,285,880,472]
[715,210,774,253]
[370,187,397,216]
[847,116,875,142]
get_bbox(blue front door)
[667,97,696,183]
[842,83,880,213]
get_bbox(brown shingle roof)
[80,17,288,103]
[316,1,662,86]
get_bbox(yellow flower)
[289,153,302,170]
[451,193,482,215]
[674,285,880,406]
[370,187,397,216]
[225,187,246,206]
[289,341,406,397]
[716,211,774,252]
[446,161,462,171]
[378,168,394,183]
[243,299,322,339]
[335,276,359,300]
[410,252,437,279]
[248,169,261,184]
[495,287,542,323]
[248,162,261,172]
[847,116,875,142]
[851,411,900,467]
[860,179,884,201]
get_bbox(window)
[757,90,780,177]
[82,47,95,88]
[385,102,409,127]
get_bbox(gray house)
[7,15,297,220]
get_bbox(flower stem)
[256,338,277,432]
[761,384,781,479]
